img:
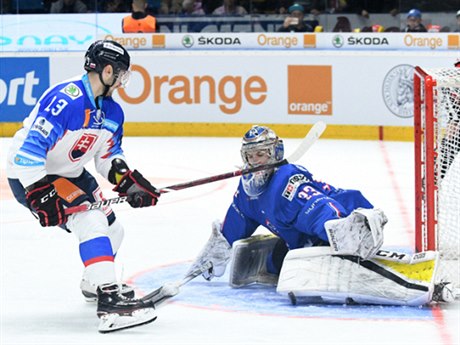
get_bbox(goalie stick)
[141,261,213,307]
[64,121,327,215]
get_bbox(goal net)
[414,66,460,288]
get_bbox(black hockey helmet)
[84,40,130,76]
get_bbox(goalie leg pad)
[324,208,387,260]
[276,247,437,306]
[229,234,285,288]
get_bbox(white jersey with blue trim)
[7,74,126,187]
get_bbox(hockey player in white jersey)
[187,125,453,307]
[7,40,160,332]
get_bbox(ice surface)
[1,137,459,345]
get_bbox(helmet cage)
[240,125,284,197]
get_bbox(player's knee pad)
[67,208,109,242]
[277,247,438,306]
[229,234,287,288]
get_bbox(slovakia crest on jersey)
[69,133,98,162]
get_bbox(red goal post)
[414,66,460,287]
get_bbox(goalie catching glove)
[113,170,160,208]
[26,182,68,227]
[187,220,232,281]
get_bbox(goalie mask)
[240,125,284,197]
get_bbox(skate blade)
[84,296,97,303]
[98,308,157,333]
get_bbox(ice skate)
[97,283,157,333]
[80,279,135,302]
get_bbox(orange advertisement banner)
[287,65,332,115]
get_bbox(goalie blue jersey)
[221,164,373,249]
[7,74,126,188]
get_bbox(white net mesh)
[426,67,460,287]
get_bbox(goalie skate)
[97,283,157,333]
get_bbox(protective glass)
[116,69,131,88]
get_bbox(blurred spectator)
[181,0,205,14]
[403,8,427,32]
[160,0,185,13]
[245,0,283,14]
[277,3,314,32]
[347,0,398,18]
[50,0,88,13]
[359,24,384,32]
[273,0,290,14]
[384,26,401,32]
[427,24,441,32]
[212,0,248,15]
[311,0,347,15]
[122,0,157,32]
[455,10,460,32]
[332,16,352,32]
[1,0,11,13]
[325,0,347,14]
[104,0,130,12]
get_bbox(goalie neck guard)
[240,125,284,197]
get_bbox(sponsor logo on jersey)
[287,65,332,115]
[69,133,98,162]
[31,116,53,138]
[14,154,44,167]
[0,57,49,122]
[103,119,119,132]
[264,218,278,233]
[52,178,86,203]
[382,64,414,118]
[60,83,82,100]
[282,174,309,200]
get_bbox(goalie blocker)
[229,235,452,305]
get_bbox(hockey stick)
[142,261,212,308]
[64,121,327,215]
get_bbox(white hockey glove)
[187,220,232,281]
[324,208,387,260]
